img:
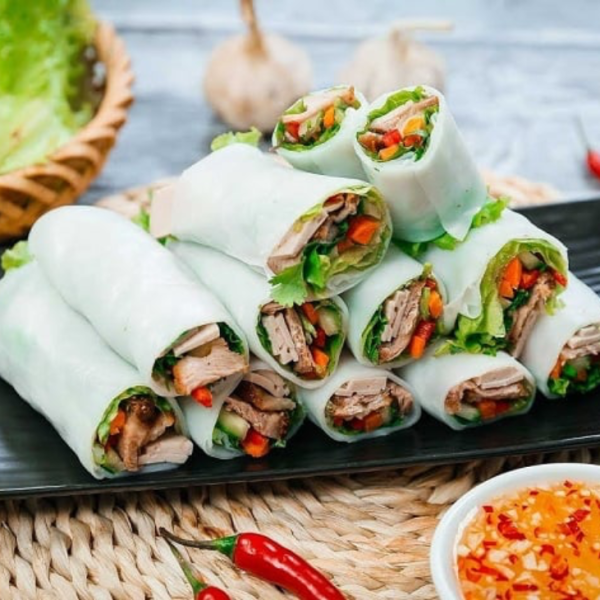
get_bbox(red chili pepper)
[577,114,600,180]
[164,537,231,600]
[161,529,346,600]
[497,519,526,541]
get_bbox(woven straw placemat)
[1,450,599,599]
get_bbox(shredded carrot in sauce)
[457,481,600,599]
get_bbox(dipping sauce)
[456,480,600,598]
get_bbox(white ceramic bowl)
[430,462,600,599]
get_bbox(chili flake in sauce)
[456,480,600,598]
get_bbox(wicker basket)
[0,21,134,242]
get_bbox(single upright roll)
[298,354,421,442]
[344,245,446,368]
[182,359,305,460]
[29,206,249,399]
[423,209,568,357]
[400,345,536,431]
[151,144,391,305]
[170,241,348,389]
[272,85,368,179]
[354,85,487,242]
[0,262,193,479]
[522,274,600,398]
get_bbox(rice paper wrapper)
[159,144,391,296]
[170,241,349,389]
[521,274,600,398]
[182,358,304,460]
[399,345,536,431]
[0,263,188,479]
[29,206,248,395]
[422,209,568,331]
[297,354,421,443]
[343,245,447,368]
[354,85,487,242]
[273,88,368,180]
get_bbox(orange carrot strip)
[347,215,380,245]
[428,290,443,319]
[323,105,336,129]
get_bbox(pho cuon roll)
[343,245,446,368]
[423,209,568,357]
[272,85,367,179]
[297,354,421,442]
[29,206,249,401]
[181,359,305,459]
[151,143,391,305]
[170,242,348,389]
[0,261,193,479]
[354,85,487,243]
[522,274,600,398]
[400,344,536,431]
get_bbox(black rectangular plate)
[2,198,600,498]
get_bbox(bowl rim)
[430,462,600,600]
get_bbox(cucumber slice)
[317,306,340,336]
[217,409,250,440]
[519,251,542,270]
[455,404,480,422]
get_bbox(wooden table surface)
[87,0,600,204]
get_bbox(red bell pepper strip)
[160,529,346,600]
[192,386,213,408]
[241,428,270,458]
[382,129,401,147]
[164,537,231,600]
[551,269,568,287]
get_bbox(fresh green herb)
[219,322,245,355]
[270,261,309,306]
[548,362,600,396]
[362,305,387,364]
[0,0,96,174]
[256,317,273,355]
[1,241,32,272]
[210,127,261,152]
[153,351,179,384]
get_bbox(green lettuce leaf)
[362,305,387,364]
[1,241,32,272]
[0,0,96,174]
[448,239,567,354]
[210,127,261,151]
[548,363,600,396]
[219,322,245,355]
[395,197,509,257]
[365,87,426,123]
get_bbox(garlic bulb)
[203,0,312,132]
[338,20,450,102]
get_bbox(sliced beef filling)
[223,372,296,441]
[327,378,414,432]
[445,367,530,417]
[560,325,600,361]
[507,272,556,358]
[172,338,248,396]
[262,305,315,374]
[379,280,426,363]
[267,193,361,274]
[114,397,192,472]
